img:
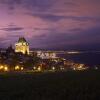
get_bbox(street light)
[15,65,20,70]
[21,67,24,70]
[52,67,55,70]
[4,66,8,71]
[37,66,41,71]
[0,65,4,69]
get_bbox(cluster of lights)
[60,67,64,70]
[33,66,65,72]
[33,66,42,72]
[15,66,20,70]
[15,65,23,71]
[73,64,88,71]
[0,65,9,71]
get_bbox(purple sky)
[0,0,100,50]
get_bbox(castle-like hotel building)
[15,37,29,54]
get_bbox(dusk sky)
[0,0,100,50]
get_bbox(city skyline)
[0,0,100,50]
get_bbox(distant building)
[37,51,56,59]
[15,37,29,54]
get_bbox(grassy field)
[0,70,100,100]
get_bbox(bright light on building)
[15,66,20,70]
[37,66,41,71]
[60,67,64,70]
[78,64,84,68]
[95,66,98,70]
[0,65,4,69]
[33,67,36,70]
[21,67,24,70]
[52,67,55,70]
[73,68,76,70]
[4,66,8,71]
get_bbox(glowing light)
[33,67,36,70]
[4,66,8,71]
[67,51,80,54]
[60,67,64,70]
[95,67,98,70]
[52,67,55,70]
[0,65,4,69]
[73,68,76,70]
[78,64,84,68]
[37,66,41,71]
[21,67,24,70]
[15,66,20,70]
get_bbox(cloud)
[26,11,100,22]
[32,26,100,49]
[0,0,99,49]
[0,27,24,32]
[69,28,83,32]
[34,34,47,39]
[33,27,52,31]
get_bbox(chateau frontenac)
[15,37,29,54]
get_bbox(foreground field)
[0,70,100,100]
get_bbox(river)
[57,52,100,67]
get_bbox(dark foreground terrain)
[0,70,100,100]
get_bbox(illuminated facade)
[15,37,29,54]
[37,51,56,59]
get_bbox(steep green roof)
[18,37,27,43]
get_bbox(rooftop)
[18,37,27,43]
